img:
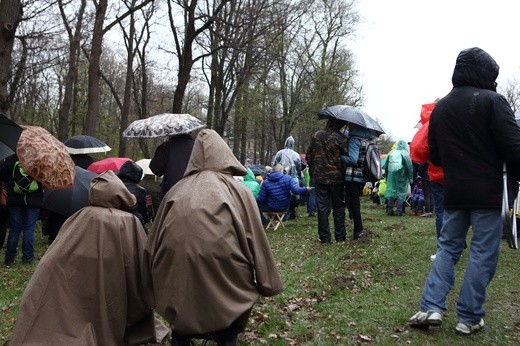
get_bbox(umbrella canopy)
[42,167,98,217]
[135,158,155,176]
[87,157,132,173]
[16,125,75,190]
[317,105,385,137]
[122,113,206,138]
[0,113,23,162]
[64,135,111,154]
[248,164,265,177]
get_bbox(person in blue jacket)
[256,164,311,225]
[341,124,372,240]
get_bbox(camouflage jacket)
[305,129,348,185]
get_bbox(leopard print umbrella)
[16,126,75,189]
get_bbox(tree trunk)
[0,0,22,114]
[85,0,108,136]
[57,0,86,140]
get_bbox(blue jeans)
[5,206,40,264]
[419,209,501,325]
[306,187,316,216]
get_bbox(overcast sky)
[350,0,520,141]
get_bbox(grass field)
[1,198,520,345]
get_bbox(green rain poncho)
[383,139,413,201]
[242,167,261,197]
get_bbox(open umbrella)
[317,105,385,137]
[122,113,206,138]
[135,159,155,176]
[42,167,98,217]
[16,125,75,190]
[0,113,23,162]
[87,157,132,173]
[64,135,111,154]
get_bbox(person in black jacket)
[117,160,149,232]
[409,47,520,335]
[150,134,195,198]
[0,154,43,265]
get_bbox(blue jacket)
[341,126,371,183]
[256,171,307,211]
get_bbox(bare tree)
[84,0,155,136]
[501,77,520,114]
[165,0,232,114]
[56,0,87,140]
[0,0,23,114]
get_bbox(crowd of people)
[2,46,520,343]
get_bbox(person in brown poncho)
[144,129,284,345]
[10,170,168,345]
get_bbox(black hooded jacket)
[117,160,149,228]
[428,47,520,209]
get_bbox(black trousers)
[315,183,346,243]
[345,181,365,236]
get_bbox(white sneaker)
[409,311,442,328]
[455,319,484,335]
[430,254,436,261]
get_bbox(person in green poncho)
[241,167,261,197]
[383,139,413,216]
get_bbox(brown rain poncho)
[11,171,166,346]
[144,129,283,335]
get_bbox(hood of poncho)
[89,170,136,211]
[184,129,247,177]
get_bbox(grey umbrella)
[122,113,206,138]
[317,105,385,137]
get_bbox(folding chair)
[264,211,286,231]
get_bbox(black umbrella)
[42,167,98,217]
[249,164,265,176]
[0,113,23,161]
[317,105,385,137]
[64,135,111,154]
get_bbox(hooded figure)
[117,160,149,229]
[144,129,283,342]
[11,171,167,346]
[272,136,301,179]
[383,139,413,216]
[409,47,520,334]
[241,167,261,197]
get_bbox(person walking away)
[144,129,283,345]
[256,164,311,225]
[0,154,43,266]
[408,47,520,335]
[341,123,372,239]
[272,136,303,220]
[383,139,413,216]
[306,118,348,243]
[150,133,195,198]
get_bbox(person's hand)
[307,187,314,192]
